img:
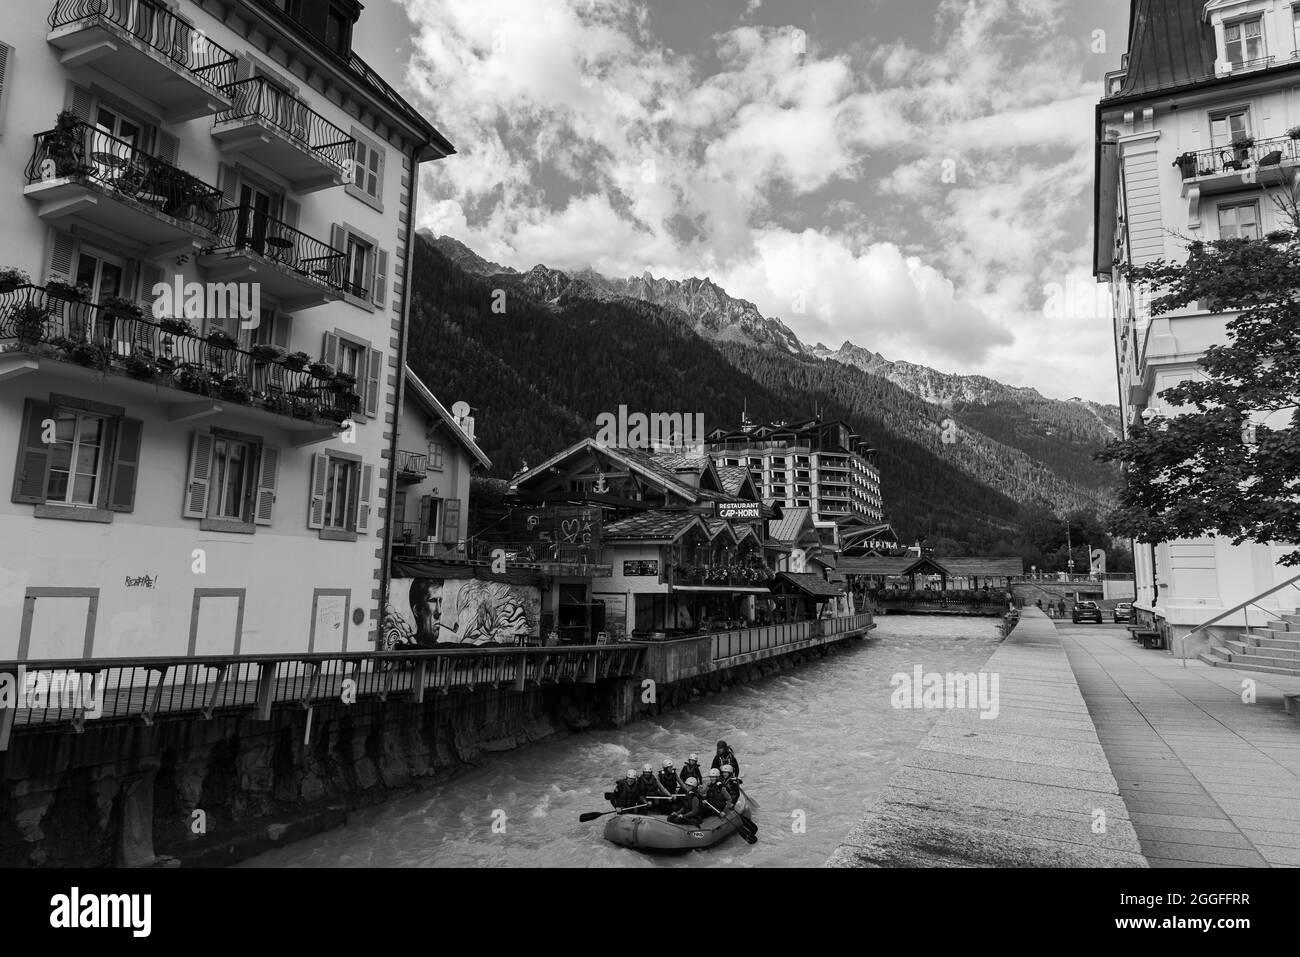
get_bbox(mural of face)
[410,579,458,646]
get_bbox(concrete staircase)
[1199,611,1300,676]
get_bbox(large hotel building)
[0,0,451,659]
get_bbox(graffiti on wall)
[383,577,541,648]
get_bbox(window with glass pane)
[1218,202,1260,239]
[339,341,363,378]
[1225,18,1264,66]
[1210,110,1250,149]
[209,438,252,520]
[324,458,356,529]
[46,410,105,506]
[1294,6,1300,54]
[427,441,444,469]
[345,236,371,297]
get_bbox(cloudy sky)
[356,0,1131,404]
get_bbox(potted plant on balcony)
[69,340,110,370]
[283,350,311,371]
[249,342,286,364]
[0,267,31,294]
[263,391,293,416]
[206,328,238,349]
[11,300,50,345]
[40,110,89,179]
[45,276,90,301]
[1173,151,1198,179]
[124,348,157,380]
[176,363,212,396]
[332,369,357,391]
[158,316,195,336]
[218,373,252,404]
[307,359,335,380]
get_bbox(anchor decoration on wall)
[592,471,608,494]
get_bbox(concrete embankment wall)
[826,610,1147,867]
[0,631,869,867]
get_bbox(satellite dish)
[451,401,471,418]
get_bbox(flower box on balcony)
[283,351,311,371]
[0,268,31,293]
[158,317,196,336]
[101,296,145,322]
[249,343,286,364]
[206,329,238,349]
[45,278,90,301]
[307,360,335,379]
[124,351,158,380]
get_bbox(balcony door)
[235,183,281,256]
[72,248,129,349]
[89,105,146,187]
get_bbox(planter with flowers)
[45,277,90,302]
[307,360,335,380]
[10,301,51,345]
[283,350,311,372]
[0,267,31,294]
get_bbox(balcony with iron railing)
[47,0,237,120]
[23,119,222,245]
[391,532,611,574]
[668,563,776,589]
[0,285,358,432]
[198,205,346,311]
[213,76,356,192]
[395,450,428,481]
[1172,134,1300,195]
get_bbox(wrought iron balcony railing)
[49,0,239,90]
[206,205,347,292]
[217,76,355,174]
[1173,134,1300,180]
[25,120,223,232]
[395,450,428,477]
[0,284,358,423]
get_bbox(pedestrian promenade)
[1059,620,1300,867]
[827,608,1147,866]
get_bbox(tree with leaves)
[1098,191,1300,565]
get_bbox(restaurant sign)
[717,501,762,520]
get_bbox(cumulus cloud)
[398,0,1112,400]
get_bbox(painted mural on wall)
[382,577,541,648]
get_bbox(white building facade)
[0,0,451,660]
[1095,0,1299,654]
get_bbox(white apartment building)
[1095,0,1299,654]
[0,0,452,660]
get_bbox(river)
[241,615,1002,868]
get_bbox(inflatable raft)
[603,794,752,852]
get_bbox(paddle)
[736,783,760,811]
[579,802,649,823]
[701,796,757,844]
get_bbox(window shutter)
[12,399,55,504]
[282,198,300,230]
[0,42,14,136]
[355,462,373,533]
[138,261,163,308]
[107,417,143,512]
[254,444,279,526]
[372,248,387,306]
[182,430,214,519]
[419,494,432,539]
[272,313,292,349]
[330,224,346,254]
[67,83,91,123]
[365,347,381,417]
[307,453,327,529]
[441,498,461,544]
[47,229,75,284]
[217,162,238,209]
[321,330,338,365]
[373,147,384,199]
[157,131,179,165]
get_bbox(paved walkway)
[1059,619,1300,868]
[827,609,1147,866]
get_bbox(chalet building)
[1095,0,1298,653]
[707,415,884,525]
[389,366,490,561]
[0,0,451,659]
[502,438,849,641]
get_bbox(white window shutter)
[355,463,373,533]
[322,331,338,365]
[372,249,388,306]
[0,42,14,137]
[254,444,279,526]
[365,348,381,417]
[47,229,75,284]
[183,431,214,519]
[157,130,179,165]
[307,453,327,529]
[67,83,91,123]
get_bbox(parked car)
[1112,602,1133,623]
[1072,600,1103,624]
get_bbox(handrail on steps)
[1177,571,1300,668]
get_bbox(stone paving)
[1058,619,1300,868]
[827,608,1147,866]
